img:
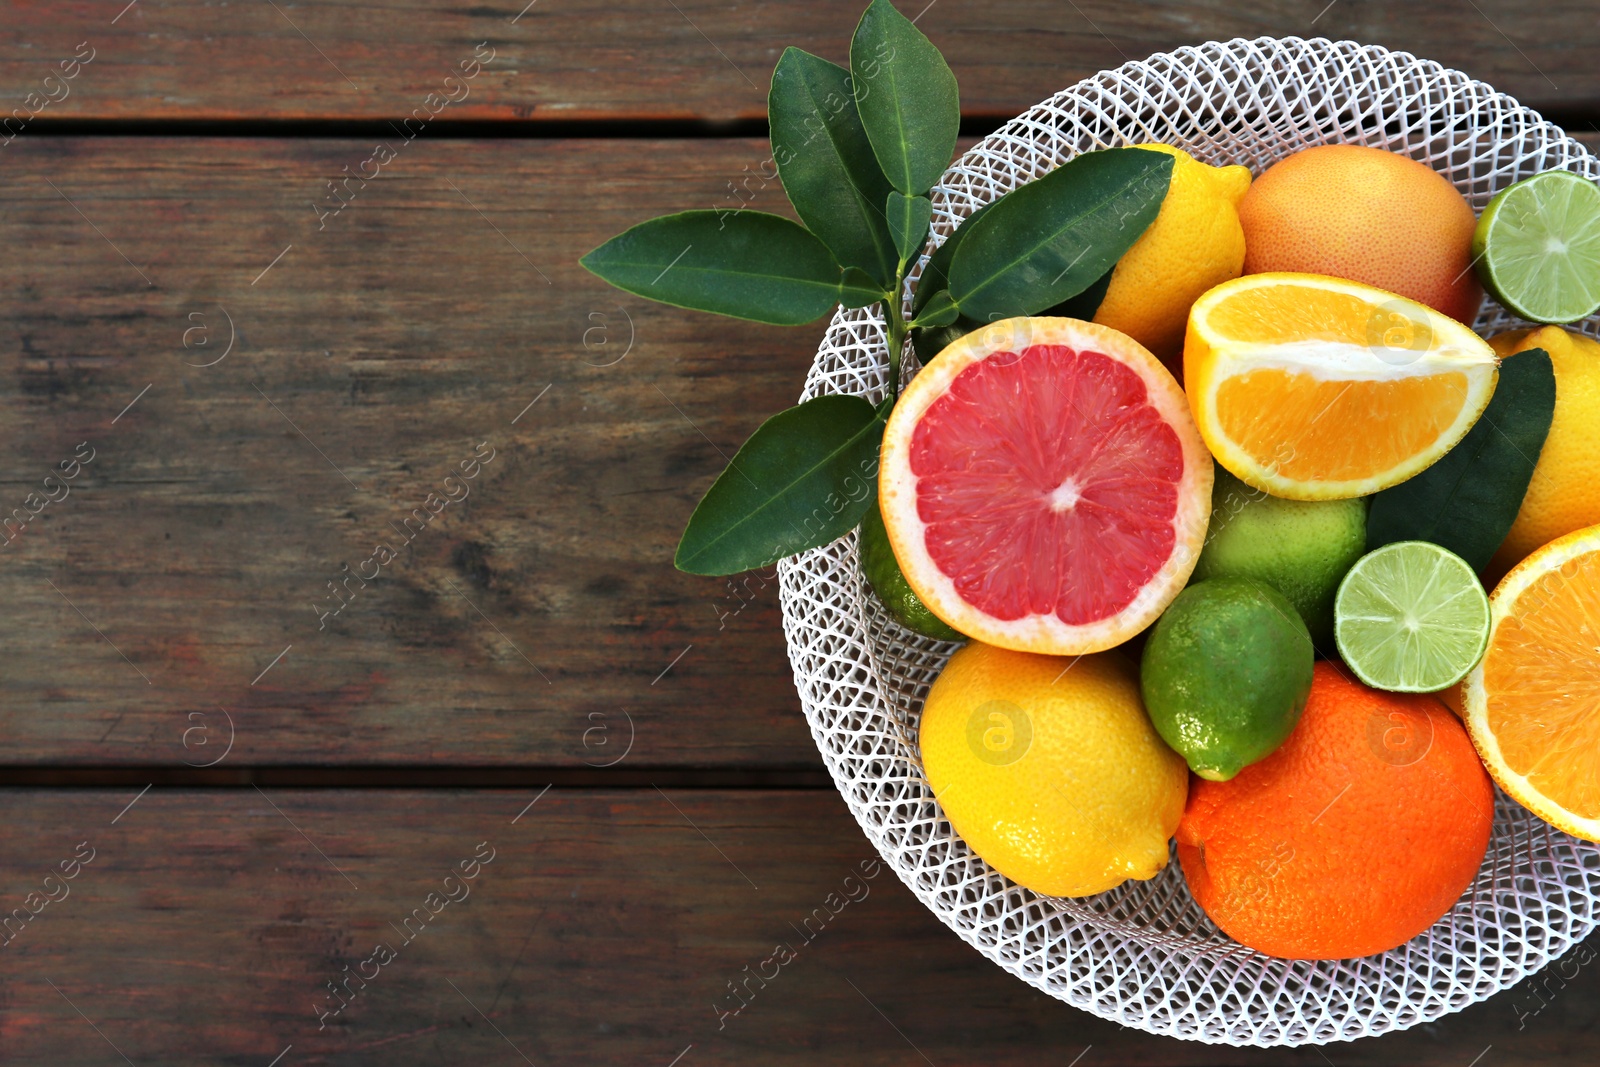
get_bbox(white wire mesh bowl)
[778,36,1600,1046]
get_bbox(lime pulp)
[1474,170,1600,324]
[1333,541,1490,692]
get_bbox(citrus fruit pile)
[876,144,1600,961]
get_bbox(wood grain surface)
[0,135,823,767]
[7,5,1600,1062]
[3,129,1598,770]
[2,1,1597,125]
[0,789,1594,1066]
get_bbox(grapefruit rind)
[1462,523,1600,843]
[879,317,1213,656]
[1186,273,1500,501]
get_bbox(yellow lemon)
[1093,143,1253,369]
[1487,326,1600,581]
[918,641,1187,897]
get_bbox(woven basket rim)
[780,34,1600,1047]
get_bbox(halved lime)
[1334,541,1489,692]
[1474,169,1600,324]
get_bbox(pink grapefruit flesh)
[879,317,1212,655]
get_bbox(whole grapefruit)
[1237,144,1483,324]
[1176,662,1493,959]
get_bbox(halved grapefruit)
[879,317,1213,655]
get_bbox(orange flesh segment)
[1485,549,1600,819]
[1204,282,1432,348]
[1214,370,1470,481]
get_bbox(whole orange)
[1237,144,1483,324]
[1176,662,1493,960]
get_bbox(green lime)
[1333,541,1490,692]
[1140,577,1314,781]
[1190,466,1366,651]
[859,494,965,642]
[1474,170,1600,324]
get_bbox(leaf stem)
[884,274,907,403]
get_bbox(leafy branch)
[580,0,1172,576]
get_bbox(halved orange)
[1185,273,1499,500]
[879,317,1212,655]
[1462,523,1600,842]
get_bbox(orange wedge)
[1462,524,1600,842]
[1185,273,1499,500]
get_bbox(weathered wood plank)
[0,135,823,766]
[3,131,1597,768]
[2,1,1597,125]
[0,789,1594,1065]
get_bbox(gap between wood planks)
[16,113,1600,140]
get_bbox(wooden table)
[1,2,1597,1063]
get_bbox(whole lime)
[1141,577,1314,781]
[859,494,965,641]
[1191,466,1366,650]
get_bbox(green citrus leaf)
[1042,264,1115,320]
[580,211,856,326]
[1366,348,1555,571]
[910,262,1116,363]
[769,47,898,287]
[910,265,1115,361]
[948,147,1173,322]
[850,0,959,196]
[887,191,933,266]
[675,395,887,575]
[840,267,888,308]
[911,199,997,316]
[909,289,958,328]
